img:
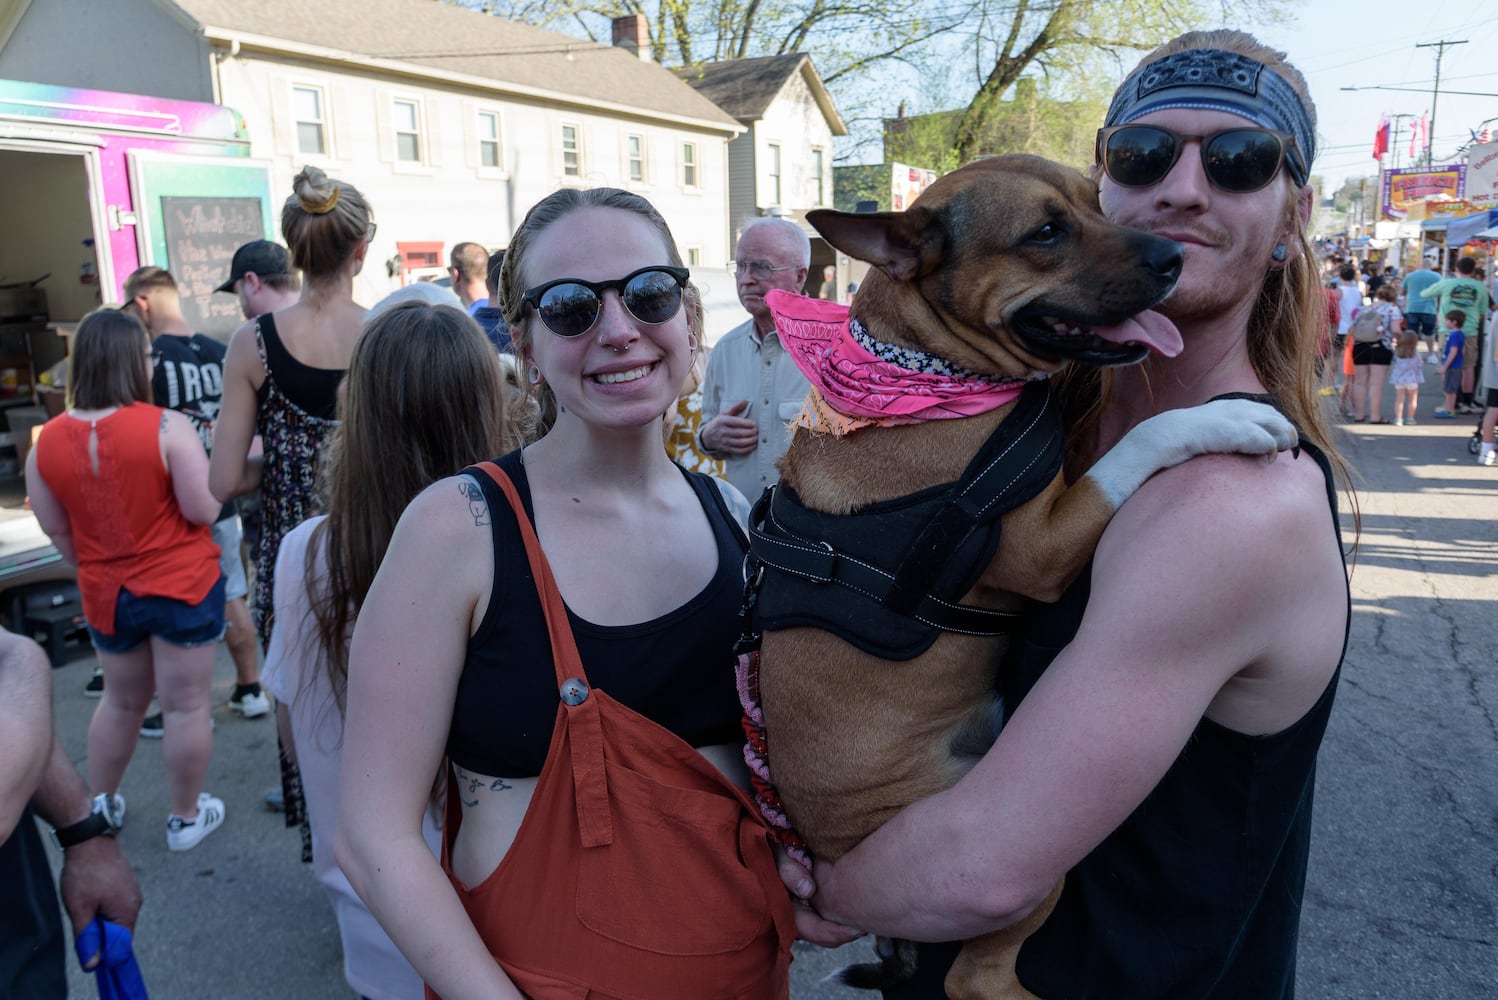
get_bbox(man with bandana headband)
[789,31,1351,998]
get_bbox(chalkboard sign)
[161,196,266,338]
[126,150,274,337]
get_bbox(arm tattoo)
[159,412,169,434]
[458,478,491,527]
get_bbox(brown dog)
[749,155,1294,998]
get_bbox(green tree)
[447,0,1298,166]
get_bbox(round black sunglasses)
[521,265,690,338]
[1095,125,1299,194]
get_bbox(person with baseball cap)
[215,241,299,320]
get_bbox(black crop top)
[447,450,749,777]
[253,313,344,420]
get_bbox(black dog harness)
[746,379,1065,661]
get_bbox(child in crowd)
[1389,328,1424,426]
[1434,310,1466,419]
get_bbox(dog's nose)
[1142,237,1184,283]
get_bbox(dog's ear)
[807,208,941,284]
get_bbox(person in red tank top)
[26,309,230,852]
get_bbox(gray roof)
[162,0,741,131]
[676,54,847,134]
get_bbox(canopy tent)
[1477,224,1498,240]
[1423,208,1498,245]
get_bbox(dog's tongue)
[1091,309,1183,358]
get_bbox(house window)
[477,110,501,168]
[681,143,698,187]
[561,123,582,176]
[293,85,326,156]
[393,99,422,163]
[627,134,646,183]
[812,147,825,206]
[685,247,700,266]
[768,143,782,204]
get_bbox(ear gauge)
[526,363,543,386]
[1271,243,1288,263]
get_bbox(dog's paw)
[1157,398,1299,460]
[1088,399,1298,508]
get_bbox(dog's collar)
[848,318,1015,382]
[767,290,1030,435]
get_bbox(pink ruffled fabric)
[767,290,1027,430]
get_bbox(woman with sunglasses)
[337,188,794,999]
[794,31,1350,998]
[210,166,374,861]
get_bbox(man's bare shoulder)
[1101,447,1342,596]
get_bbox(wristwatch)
[52,810,113,850]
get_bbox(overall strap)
[474,461,612,848]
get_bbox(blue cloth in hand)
[74,918,149,1000]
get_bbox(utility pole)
[1416,39,1467,169]
[1391,113,1416,170]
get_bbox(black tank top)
[892,407,1348,1000]
[447,450,748,777]
[252,313,344,420]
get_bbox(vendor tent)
[1431,208,1498,246]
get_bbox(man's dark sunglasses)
[521,265,690,338]
[1095,125,1298,194]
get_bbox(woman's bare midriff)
[448,743,749,890]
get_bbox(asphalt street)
[42,371,1497,999]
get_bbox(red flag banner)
[1373,114,1390,159]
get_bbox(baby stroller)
[1470,411,1484,455]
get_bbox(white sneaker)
[1482,451,1497,467]
[166,793,226,852]
[93,792,126,832]
[229,688,270,719]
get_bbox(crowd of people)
[1316,249,1494,443]
[3,26,1420,1000]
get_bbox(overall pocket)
[574,760,771,956]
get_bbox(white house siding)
[0,0,214,102]
[753,72,834,215]
[211,52,735,310]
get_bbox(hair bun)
[294,166,341,215]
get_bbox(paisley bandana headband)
[766,289,1028,436]
[1104,47,1314,187]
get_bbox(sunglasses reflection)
[521,265,690,338]
[1098,125,1295,193]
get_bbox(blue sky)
[1253,2,1498,194]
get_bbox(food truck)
[0,77,273,661]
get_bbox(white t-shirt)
[1336,283,1364,335]
[264,516,441,1000]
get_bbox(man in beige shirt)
[699,218,812,502]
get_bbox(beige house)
[676,54,847,281]
[0,0,745,317]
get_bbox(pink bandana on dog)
[767,290,1028,435]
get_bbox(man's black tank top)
[446,450,747,777]
[890,416,1348,1000]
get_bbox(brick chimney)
[611,15,649,61]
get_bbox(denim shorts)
[88,574,226,654]
[1406,312,1436,337]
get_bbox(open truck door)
[0,78,271,664]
